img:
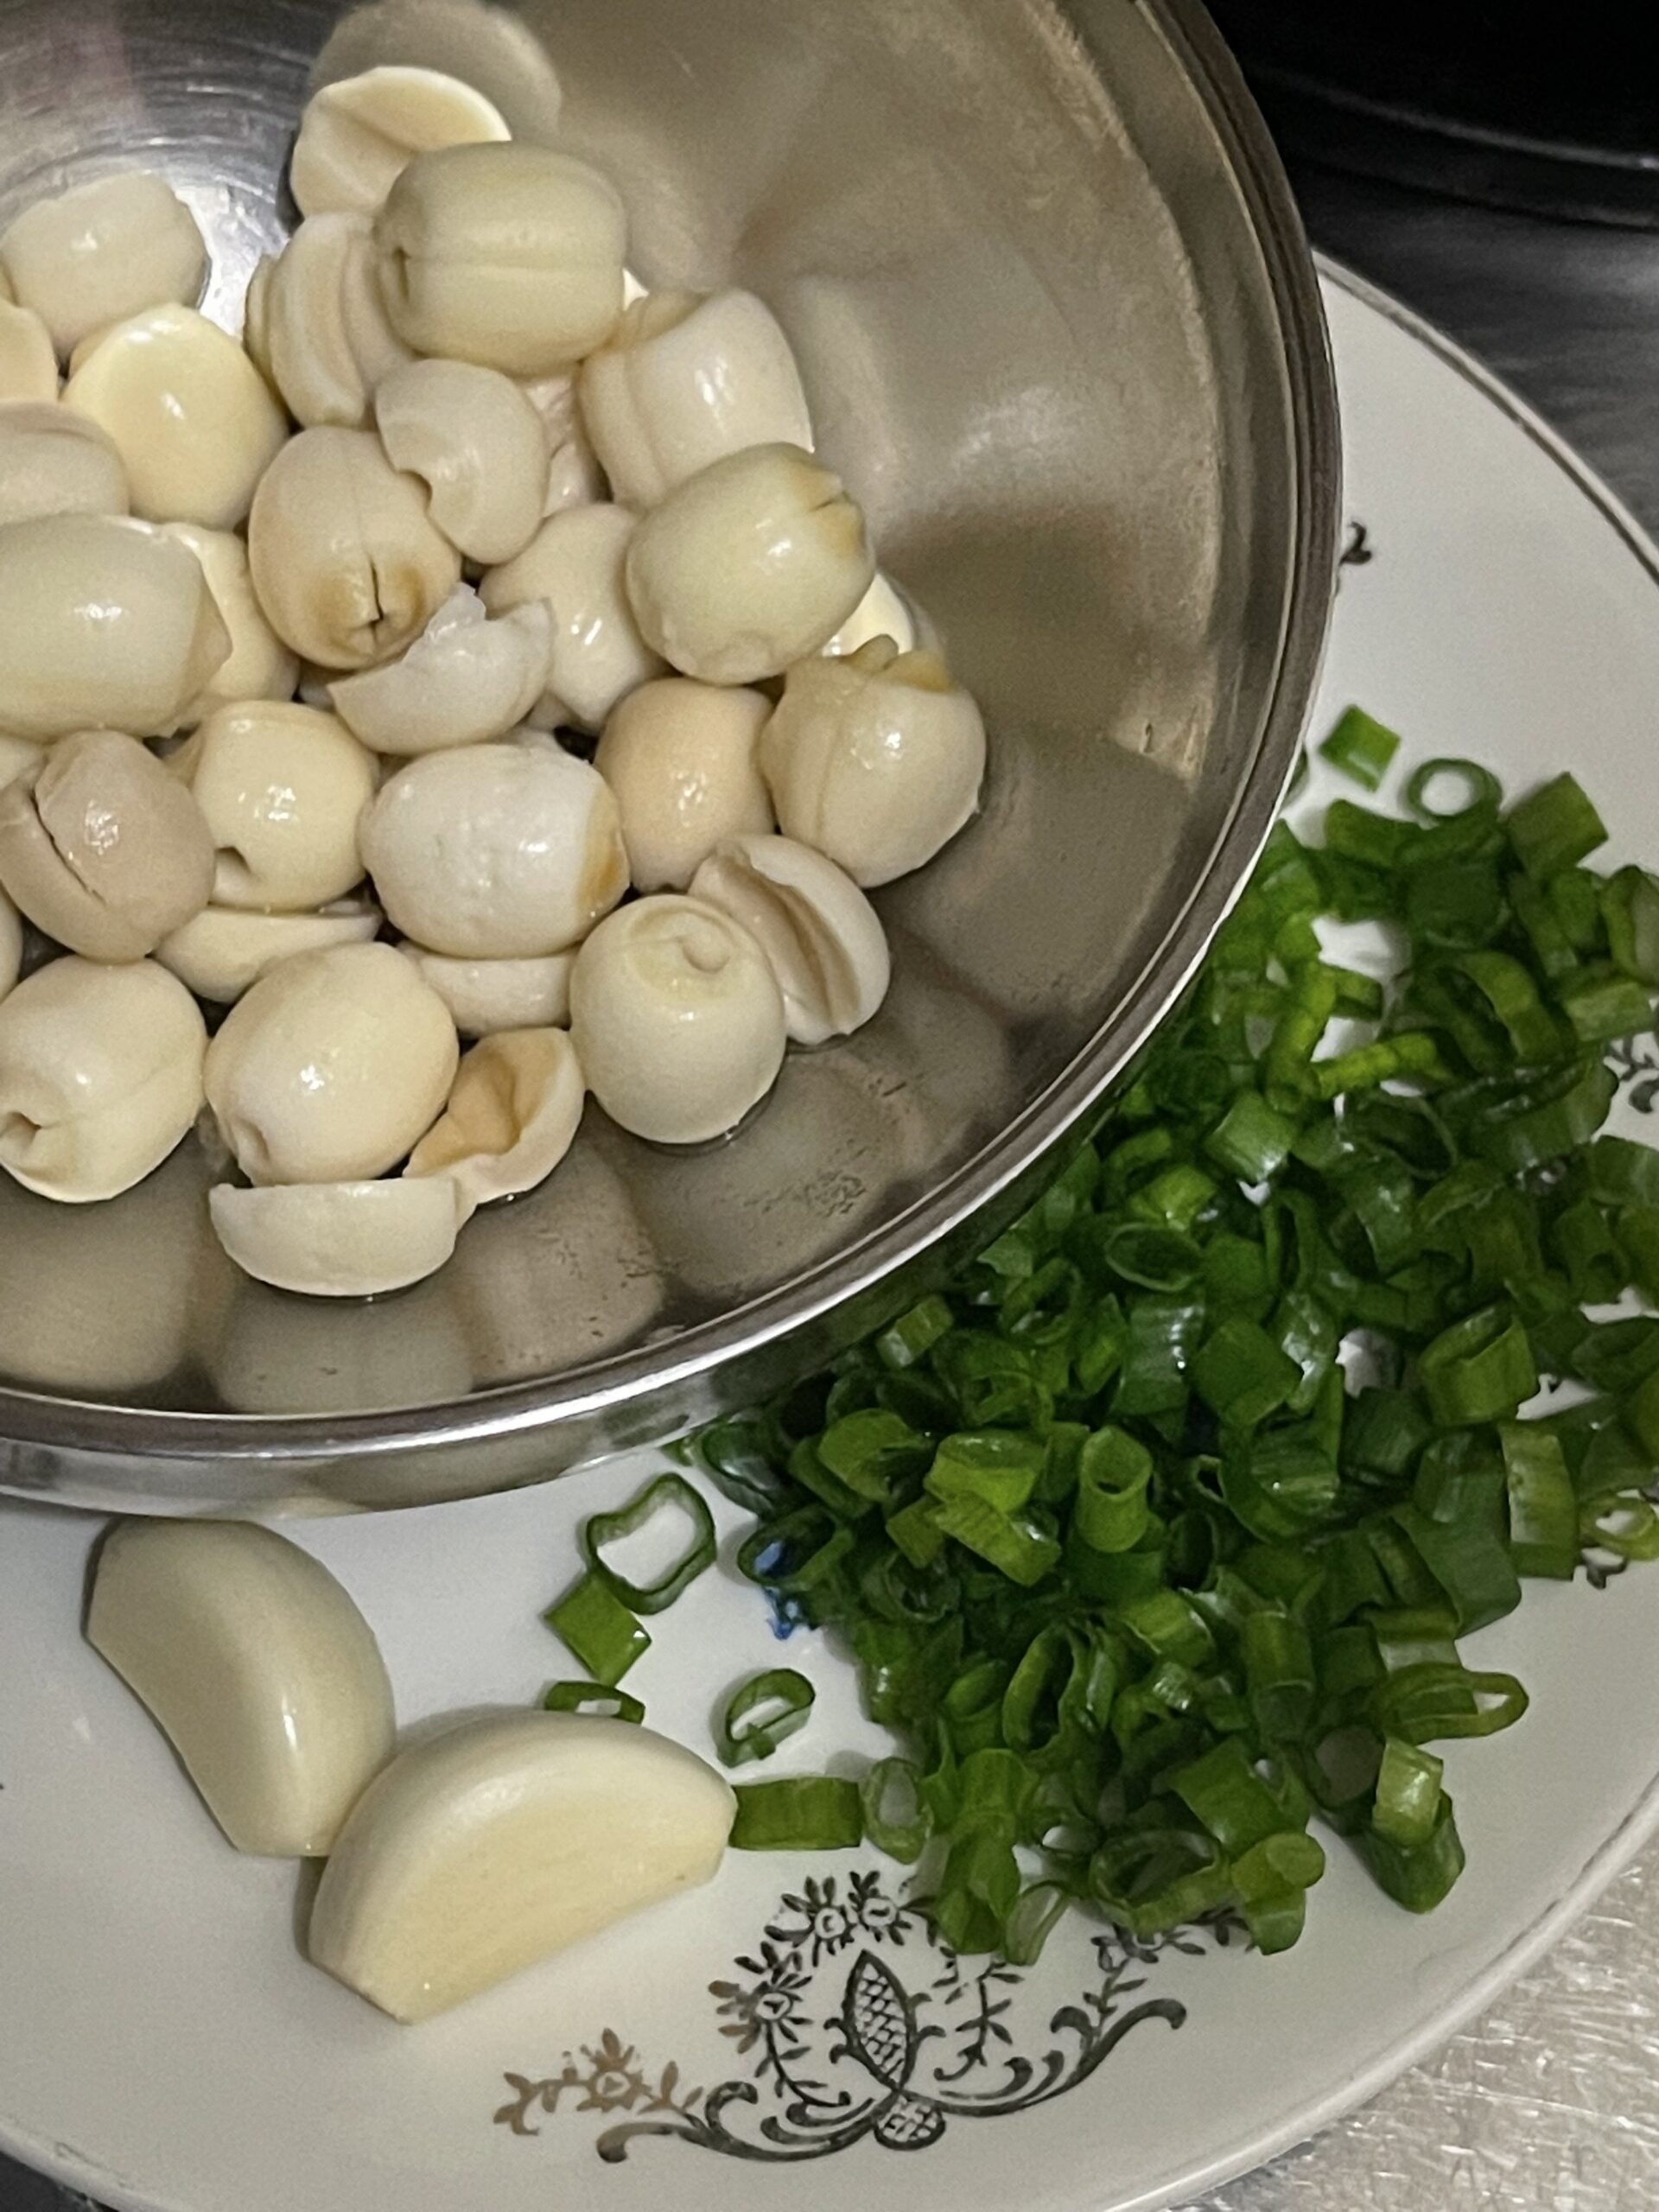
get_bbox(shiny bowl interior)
[0,0,1338,1511]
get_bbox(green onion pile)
[545,712,1659,1965]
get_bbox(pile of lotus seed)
[0,63,987,1300]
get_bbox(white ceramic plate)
[6,265,1659,2212]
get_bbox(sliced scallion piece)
[730,1776,864,1851]
[581,1473,717,1616]
[1319,705,1401,792]
[717,1669,816,1766]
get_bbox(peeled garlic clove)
[86,1520,396,1855]
[171,700,378,912]
[570,894,785,1145]
[209,1174,462,1297]
[580,289,813,512]
[594,677,772,893]
[0,171,207,358]
[0,885,19,1001]
[480,505,664,733]
[262,213,414,429]
[0,514,230,741]
[204,940,458,1185]
[626,443,874,686]
[292,65,513,219]
[328,588,551,756]
[823,572,920,658]
[309,1711,734,2022]
[62,305,288,529]
[0,729,215,961]
[375,358,545,564]
[159,523,300,726]
[0,955,207,1201]
[406,1027,583,1215]
[397,944,573,1038]
[0,402,128,528]
[760,639,987,887]
[248,426,461,670]
[362,737,626,957]
[156,899,383,1005]
[374,144,626,377]
[690,833,891,1046]
[521,374,607,517]
[0,300,58,404]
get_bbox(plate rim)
[1112,251,1659,2211]
[6,260,1659,2212]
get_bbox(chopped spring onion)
[730,1776,864,1851]
[1319,705,1401,792]
[543,1575,651,1688]
[1505,772,1607,880]
[717,1669,817,1766]
[541,1681,646,1724]
[687,743,1659,1961]
[582,1472,719,1615]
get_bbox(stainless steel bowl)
[0,0,1338,1512]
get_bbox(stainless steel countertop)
[7,165,1659,2212]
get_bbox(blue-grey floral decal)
[495,1870,1236,2163]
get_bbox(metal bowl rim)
[0,0,1341,1465]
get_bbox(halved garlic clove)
[594,676,772,893]
[204,940,459,1185]
[362,737,626,957]
[375,358,545,565]
[690,833,891,1046]
[308,1711,734,2021]
[823,571,920,658]
[247,426,461,669]
[0,171,208,358]
[86,1519,396,1855]
[520,373,607,517]
[260,212,414,429]
[374,144,626,377]
[156,899,383,1005]
[170,699,378,912]
[397,944,573,1038]
[580,289,814,512]
[570,894,785,1145]
[327,587,552,756]
[62,305,289,529]
[0,729,215,961]
[291,65,513,219]
[760,639,987,887]
[209,1174,463,1297]
[0,402,129,527]
[159,522,300,726]
[0,299,57,404]
[0,514,230,741]
[0,955,207,1201]
[480,505,664,733]
[405,1027,583,1216]
[0,885,19,1001]
[625,443,874,685]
